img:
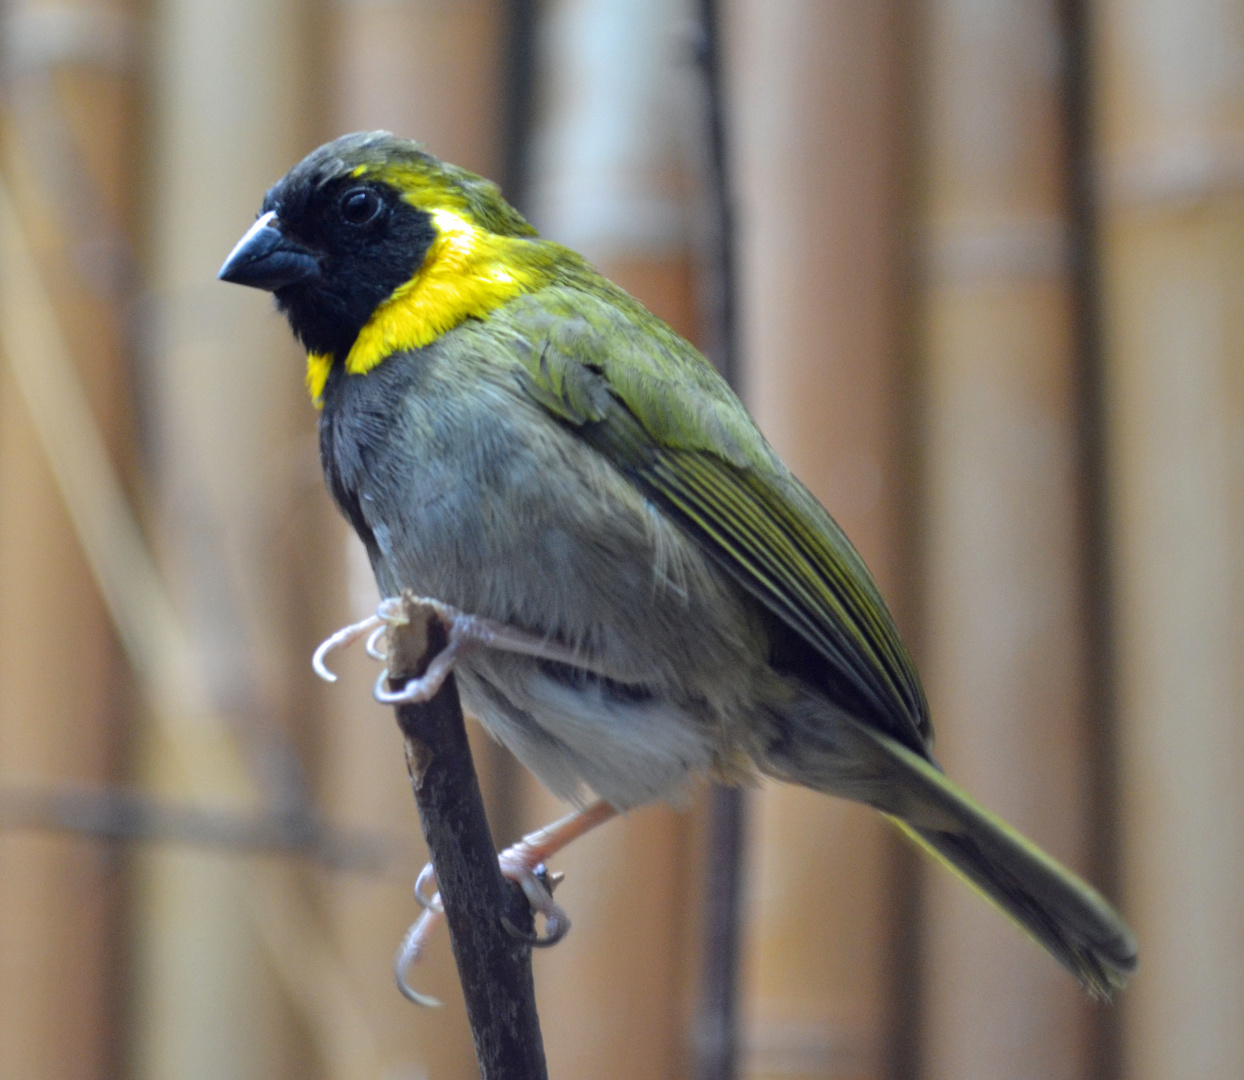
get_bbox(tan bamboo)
[917,3,1098,1077]
[0,172,388,1075]
[725,5,914,1079]
[0,2,135,1076]
[1096,3,1244,1077]
[134,0,319,1076]
[319,2,508,1076]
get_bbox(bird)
[219,130,1137,998]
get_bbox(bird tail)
[760,711,1138,998]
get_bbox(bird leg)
[312,594,619,704]
[394,799,618,1006]
[316,598,623,1004]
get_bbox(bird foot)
[312,594,617,704]
[497,842,572,947]
[394,846,570,1007]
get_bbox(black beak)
[218,211,321,291]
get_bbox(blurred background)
[0,1,1240,1078]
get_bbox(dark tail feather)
[889,813,1136,998]
[763,712,1138,997]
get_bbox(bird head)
[219,131,548,405]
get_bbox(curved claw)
[376,595,407,622]
[312,615,381,682]
[393,847,574,1006]
[533,907,571,948]
[501,909,570,948]
[373,635,472,705]
[373,667,395,702]
[365,624,388,661]
[528,900,571,948]
[500,914,538,945]
[394,909,443,1008]
[414,863,443,913]
[524,864,572,946]
[498,854,572,947]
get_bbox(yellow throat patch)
[305,206,541,406]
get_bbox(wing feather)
[496,284,931,751]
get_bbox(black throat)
[268,185,437,361]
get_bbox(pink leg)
[499,801,619,882]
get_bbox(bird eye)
[339,187,383,226]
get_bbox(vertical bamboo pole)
[524,3,704,1077]
[318,3,507,1076]
[135,1,313,1077]
[1096,3,1244,1077]
[694,5,746,1075]
[0,2,135,1076]
[725,5,914,1079]
[917,3,1099,1078]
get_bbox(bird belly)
[454,656,719,809]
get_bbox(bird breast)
[321,335,770,806]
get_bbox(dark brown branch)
[387,594,548,1080]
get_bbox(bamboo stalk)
[1096,2,1244,1077]
[135,0,363,1074]
[917,2,1098,1077]
[0,171,386,1080]
[1060,3,1125,1073]
[693,3,746,1078]
[0,3,132,1069]
[725,4,915,1078]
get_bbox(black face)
[220,170,437,360]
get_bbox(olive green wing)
[495,284,931,754]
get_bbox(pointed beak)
[218,210,321,291]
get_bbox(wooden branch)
[387,594,548,1080]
